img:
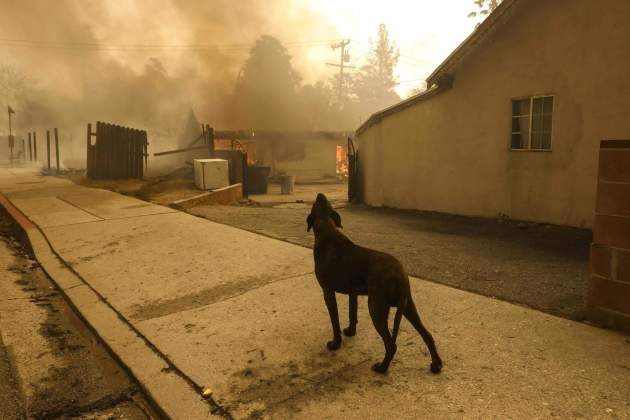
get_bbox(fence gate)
[347,136,359,202]
[86,122,148,180]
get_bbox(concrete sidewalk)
[1,166,629,419]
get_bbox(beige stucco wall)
[273,139,338,182]
[357,0,630,228]
[258,138,340,182]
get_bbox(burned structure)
[154,127,352,195]
[214,131,351,183]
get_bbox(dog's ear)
[331,210,342,228]
[307,214,314,232]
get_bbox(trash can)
[246,166,271,194]
[280,175,295,195]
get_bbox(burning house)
[215,132,350,183]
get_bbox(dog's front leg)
[322,288,342,350]
[343,294,358,337]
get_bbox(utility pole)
[7,106,15,160]
[327,39,354,110]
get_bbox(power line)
[326,39,354,110]
[396,78,426,85]
[0,37,341,52]
[0,36,438,90]
[0,36,443,68]
[0,37,339,48]
[325,44,431,87]
[349,39,439,67]
[348,48,437,74]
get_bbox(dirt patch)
[0,212,158,419]
[131,271,311,321]
[0,333,24,419]
[62,166,202,207]
[226,348,371,419]
[66,169,148,195]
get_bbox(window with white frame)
[511,95,554,150]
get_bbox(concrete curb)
[0,193,35,254]
[0,193,229,419]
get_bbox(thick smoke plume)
[0,0,339,166]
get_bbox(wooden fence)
[23,129,61,174]
[87,122,148,180]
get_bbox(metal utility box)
[194,158,230,190]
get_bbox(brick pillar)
[587,140,630,333]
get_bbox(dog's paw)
[371,362,388,374]
[343,326,356,337]
[430,361,443,374]
[327,340,341,351]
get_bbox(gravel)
[189,203,591,320]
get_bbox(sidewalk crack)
[55,196,105,221]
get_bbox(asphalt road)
[189,202,591,320]
[0,214,158,420]
[0,332,23,419]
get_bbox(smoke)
[0,0,340,154]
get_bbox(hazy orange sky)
[71,0,481,97]
[0,0,484,131]
[309,0,480,95]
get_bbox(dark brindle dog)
[307,193,443,374]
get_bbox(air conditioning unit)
[194,158,229,190]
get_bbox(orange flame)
[336,145,348,179]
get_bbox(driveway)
[189,203,591,320]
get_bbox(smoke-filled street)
[1,165,629,419]
[2,0,630,419]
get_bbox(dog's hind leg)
[343,294,358,337]
[391,298,405,343]
[322,287,342,350]
[404,298,443,373]
[368,295,396,373]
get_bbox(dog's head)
[307,193,342,232]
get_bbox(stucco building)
[355,0,630,228]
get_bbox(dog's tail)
[391,295,408,344]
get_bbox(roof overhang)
[426,0,519,87]
[355,81,451,136]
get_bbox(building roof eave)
[355,81,451,136]
[356,0,522,138]
[426,0,520,87]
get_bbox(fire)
[215,139,257,165]
[336,145,349,179]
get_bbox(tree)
[352,24,401,117]
[230,35,302,129]
[298,81,335,130]
[468,0,502,18]
[0,63,28,115]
